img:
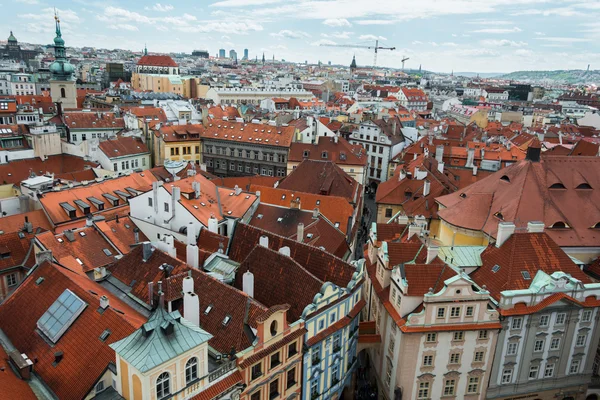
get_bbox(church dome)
[8,31,17,43]
[49,60,74,77]
[54,35,65,46]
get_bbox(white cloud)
[311,39,337,46]
[150,3,174,12]
[19,7,81,34]
[441,42,458,47]
[323,18,351,27]
[109,24,139,31]
[16,0,39,4]
[429,42,438,47]
[412,40,423,45]
[322,31,353,39]
[270,30,311,39]
[471,26,522,34]
[534,31,545,36]
[514,7,585,17]
[481,39,528,47]
[177,20,263,35]
[535,36,591,43]
[515,49,533,57]
[355,19,396,25]
[467,19,513,25]
[451,33,457,37]
[221,35,230,40]
[359,34,387,41]
[210,0,280,6]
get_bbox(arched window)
[156,372,170,399]
[551,221,568,229]
[60,88,66,98]
[185,358,198,384]
[270,320,278,336]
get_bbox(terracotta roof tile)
[0,154,97,186]
[190,371,242,400]
[98,136,149,158]
[95,216,147,254]
[63,111,124,130]
[288,137,367,166]
[0,346,37,400]
[0,210,51,234]
[137,55,178,67]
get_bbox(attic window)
[334,222,340,228]
[222,315,232,326]
[550,221,568,229]
[459,193,467,198]
[306,233,313,239]
[521,271,531,280]
[257,214,263,219]
[79,232,86,237]
[103,249,112,256]
[494,212,504,220]
[277,217,283,222]
[204,305,213,314]
[321,151,328,159]
[500,175,510,182]
[492,264,500,273]
[99,329,111,342]
[549,183,566,189]
[577,183,592,189]
[593,222,600,229]
[303,150,309,157]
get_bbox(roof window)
[577,183,592,189]
[492,264,500,273]
[500,175,510,182]
[550,221,568,229]
[37,289,87,343]
[549,183,566,189]
[222,315,232,326]
[204,305,213,314]
[521,271,531,280]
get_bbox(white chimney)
[186,222,196,245]
[186,223,199,269]
[99,295,109,309]
[208,215,218,233]
[85,215,93,227]
[279,246,291,257]
[496,221,516,247]
[164,235,176,257]
[398,169,407,181]
[435,145,444,162]
[183,275,200,326]
[426,245,439,264]
[527,221,545,233]
[243,270,254,298]
[152,181,159,213]
[472,166,478,176]
[234,185,242,196]
[259,235,269,248]
[297,223,304,243]
[466,148,475,168]
[423,180,430,197]
[437,161,444,174]
[192,181,201,198]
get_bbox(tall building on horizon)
[229,49,237,62]
[243,48,248,60]
[218,48,225,58]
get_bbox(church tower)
[49,12,76,109]
[350,55,357,74]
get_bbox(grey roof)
[110,307,212,373]
[438,246,486,268]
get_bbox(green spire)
[7,31,16,43]
[144,43,148,56]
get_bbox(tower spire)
[54,8,61,38]
[144,43,148,56]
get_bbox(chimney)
[35,250,52,265]
[133,228,140,243]
[435,145,444,162]
[496,221,516,247]
[186,223,199,269]
[392,119,397,136]
[558,132,563,145]
[259,235,269,248]
[192,181,201,199]
[99,295,109,309]
[527,221,545,233]
[183,273,200,326]
[526,142,541,162]
[334,135,339,143]
[297,223,304,242]
[312,208,319,219]
[426,245,439,264]
[480,148,485,161]
[398,169,406,181]
[142,242,153,261]
[437,161,444,174]
[208,215,219,233]
[152,181,159,213]
[428,135,433,145]
[172,186,181,215]
[163,235,176,258]
[423,180,430,197]
[291,197,301,209]
[466,148,475,168]
[54,351,64,365]
[85,214,93,227]
[243,270,254,298]
[234,185,242,196]
[23,216,33,233]
[279,246,291,257]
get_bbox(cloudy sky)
[1,0,599,73]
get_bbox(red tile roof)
[0,210,51,234]
[95,216,147,255]
[125,106,167,122]
[375,223,406,242]
[211,175,279,191]
[229,223,356,289]
[305,299,365,346]
[471,232,591,301]
[288,137,367,166]
[436,156,600,247]
[0,262,144,400]
[63,111,124,130]
[207,105,241,120]
[191,371,243,400]
[0,232,36,273]
[277,160,360,204]
[98,136,149,158]
[200,121,296,148]
[0,154,97,186]
[403,264,457,296]
[137,55,178,67]
[0,346,38,400]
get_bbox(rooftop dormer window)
[549,183,566,189]
[577,183,592,190]
[550,221,568,229]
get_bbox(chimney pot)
[99,295,109,309]
[496,221,516,247]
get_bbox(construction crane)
[401,56,410,71]
[319,40,396,68]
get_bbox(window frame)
[185,357,198,384]
[156,372,170,400]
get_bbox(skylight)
[222,315,231,326]
[37,289,87,343]
[492,264,500,273]
[204,305,213,314]
[521,271,531,280]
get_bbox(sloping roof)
[108,245,267,354]
[234,246,323,322]
[403,264,457,296]
[110,308,212,373]
[0,262,144,400]
[228,223,356,288]
[0,346,38,400]
[436,156,600,247]
[0,154,98,186]
[137,55,178,67]
[0,231,36,273]
[95,216,147,255]
[211,175,279,191]
[471,232,591,301]
[200,121,296,148]
[98,136,150,159]
[288,137,367,166]
[0,210,51,234]
[248,204,349,258]
[375,223,406,242]
[63,112,124,130]
[126,106,167,122]
[277,160,360,204]
[250,185,355,234]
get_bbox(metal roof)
[110,307,212,373]
[438,246,486,268]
